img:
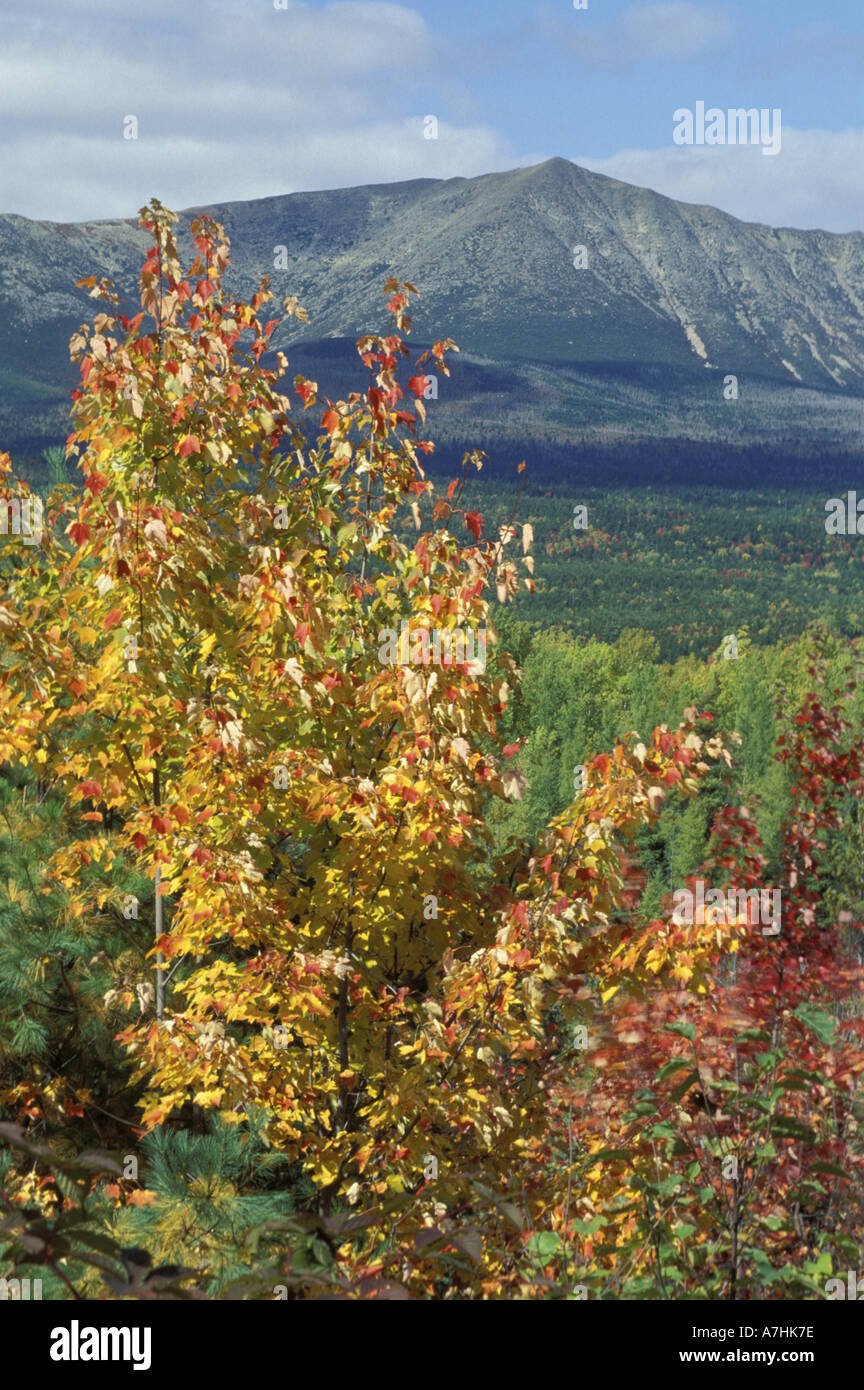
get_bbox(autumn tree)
[0,201,745,1297]
[550,664,864,1300]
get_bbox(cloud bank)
[577,128,864,232]
[0,0,860,233]
[0,0,535,220]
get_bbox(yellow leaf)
[192,1088,224,1106]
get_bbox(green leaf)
[53,1170,87,1204]
[669,1069,700,1103]
[528,1231,561,1259]
[648,1123,676,1140]
[663,1022,695,1042]
[793,1003,836,1046]
[809,1161,849,1179]
[70,1228,124,1257]
[770,1116,817,1143]
[756,1051,781,1069]
[655,1058,695,1083]
[772,1079,809,1096]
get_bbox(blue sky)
[416,0,864,156]
[1,0,862,230]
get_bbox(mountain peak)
[1,160,863,452]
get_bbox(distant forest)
[15,433,864,663]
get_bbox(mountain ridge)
[2,157,863,454]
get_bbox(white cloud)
[0,0,858,236]
[550,3,731,67]
[576,128,864,232]
[0,0,531,219]
[2,123,537,223]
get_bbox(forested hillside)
[1,205,863,1303]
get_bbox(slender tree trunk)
[155,864,164,1022]
[153,763,164,1022]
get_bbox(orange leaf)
[127,1190,157,1207]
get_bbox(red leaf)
[178,435,201,457]
[465,510,484,540]
[322,409,339,435]
[408,373,429,399]
[78,780,103,800]
[84,471,109,496]
[103,608,123,631]
[68,521,92,546]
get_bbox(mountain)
[2,157,864,458]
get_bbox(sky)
[1,0,862,231]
